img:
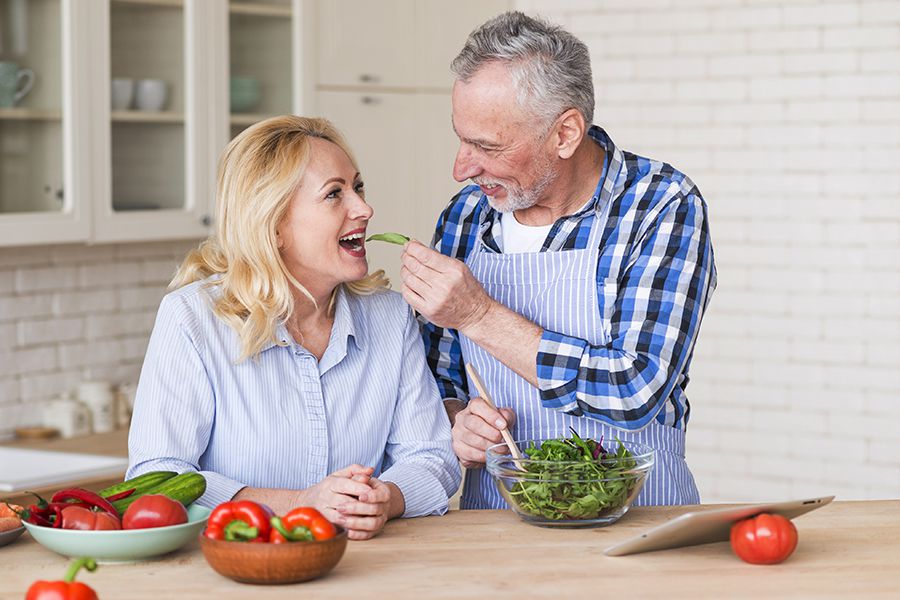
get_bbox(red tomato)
[122,494,188,530]
[730,513,798,565]
[60,506,121,531]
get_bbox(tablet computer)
[604,495,834,556]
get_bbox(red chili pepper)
[204,501,273,542]
[280,506,337,541]
[25,557,99,600]
[104,488,135,503]
[51,488,119,518]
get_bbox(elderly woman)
[127,116,460,540]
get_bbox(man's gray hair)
[451,11,594,127]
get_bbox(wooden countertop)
[5,500,900,598]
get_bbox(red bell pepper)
[204,500,273,542]
[61,506,121,531]
[25,557,99,600]
[270,507,336,542]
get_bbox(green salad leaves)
[508,430,640,521]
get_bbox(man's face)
[450,62,558,213]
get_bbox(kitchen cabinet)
[312,0,509,281]
[0,0,305,247]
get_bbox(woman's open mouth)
[339,231,366,257]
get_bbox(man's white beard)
[482,159,557,214]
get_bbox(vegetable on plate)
[25,557,99,600]
[122,494,188,530]
[109,471,206,515]
[730,513,798,565]
[60,506,121,531]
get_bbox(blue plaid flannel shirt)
[421,126,717,430]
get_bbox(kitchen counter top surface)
[5,499,899,598]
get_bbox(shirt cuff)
[380,462,454,518]
[195,471,246,509]
[536,329,587,411]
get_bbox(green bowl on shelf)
[230,77,260,113]
[23,504,211,563]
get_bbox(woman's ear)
[553,108,586,160]
[276,230,284,249]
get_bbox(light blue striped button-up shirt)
[127,279,461,517]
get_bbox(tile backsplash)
[0,240,199,439]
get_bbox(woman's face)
[277,137,373,300]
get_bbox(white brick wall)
[0,241,198,439]
[518,0,900,502]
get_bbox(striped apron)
[458,206,700,509]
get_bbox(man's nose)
[452,145,479,182]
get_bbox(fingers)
[466,397,508,429]
[451,400,519,466]
[326,474,375,499]
[339,514,387,535]
[330,464,373,478]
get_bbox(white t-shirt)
[500,212,553,254]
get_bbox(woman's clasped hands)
[302,465,403,540]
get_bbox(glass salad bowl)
[486,438,654,528]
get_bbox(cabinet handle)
[361,96,381,105]
[358,74,380,83]
[201,215,213,227]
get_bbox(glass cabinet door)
[229,0,293,138]
[0,0,62,214]
[0,0,90,246]
[109,0,185,213]
[93,0,211,243]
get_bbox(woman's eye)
[354,181,365,195]
[325,187,341,200]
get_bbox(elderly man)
[400,12,716,509]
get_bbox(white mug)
[111,78,134,110]
[135,78,167,111]
[77,380,116,433]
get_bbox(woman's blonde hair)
[171,115,388,361]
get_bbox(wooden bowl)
[199,528,348,585]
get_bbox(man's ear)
[552,108,586,160]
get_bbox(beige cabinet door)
[316,90,418,282]
[414,0,512,89]
[316,0,416,89]
[413,92,461,245]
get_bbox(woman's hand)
[334,478,405,540]
[298,464,376,524]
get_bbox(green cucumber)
[112,472,207,515]
[98,471,177,499]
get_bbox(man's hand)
[400,241,493,332]
[451,397,517,468]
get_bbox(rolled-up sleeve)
[380,307,462,517]
[126,295,246,508]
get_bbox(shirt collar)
[261,285,363,356]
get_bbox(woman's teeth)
[339,232,364,250]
